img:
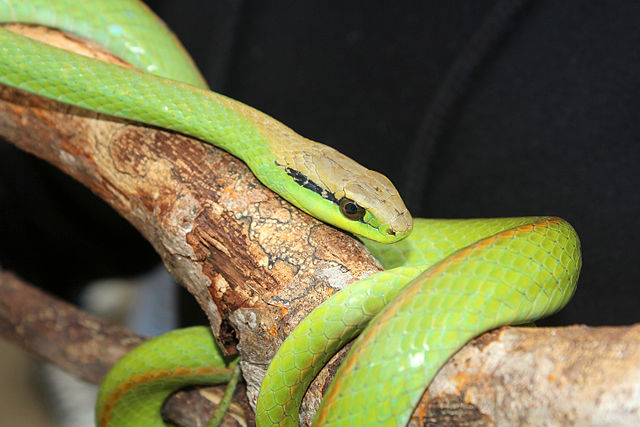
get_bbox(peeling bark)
[1,24,639,426]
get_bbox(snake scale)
[0,1,581,426]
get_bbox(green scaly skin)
[95,327,237,426]
[256,218,580,425]
[0,11,412,244]
[0,1,582,426]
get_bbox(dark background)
[1,1,638,326]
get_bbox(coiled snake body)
[0,1,581,426]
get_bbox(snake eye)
[339,197,365,221]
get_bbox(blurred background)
[1,1,639,425]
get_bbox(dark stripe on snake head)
[285,167,338,204]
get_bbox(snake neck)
[0,0,206,87]
[0,14,411,242]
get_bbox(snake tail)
[96,326,237,427]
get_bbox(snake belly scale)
[0,1,581,426]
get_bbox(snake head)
[276,140,413,243]
[335,169,413,243]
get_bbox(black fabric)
[1,1,638,325]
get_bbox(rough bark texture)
[1,24,639,426]
[410,325,640,426]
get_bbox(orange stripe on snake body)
[315,217,560,423]
[99,364,234,427]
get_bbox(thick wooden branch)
[410,324,640,426]
[1,24,639,426]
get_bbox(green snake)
[0,1,582,426]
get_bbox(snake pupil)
[339,197,365,221]
[345,203,357,215]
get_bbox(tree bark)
[1,24,639,426]
[410,324,640,426]
[0,269,143,385]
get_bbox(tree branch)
[410,324,640,426]
[0,269,143,384]
[0,269,252,426]
[1,24,639,426]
